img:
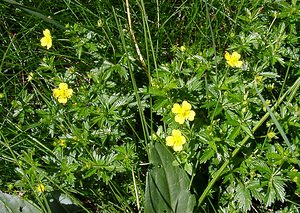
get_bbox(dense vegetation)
[1,0,300,212]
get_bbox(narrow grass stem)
[132,168,140,212]
[0,33,15,74]
[113,7,150,148]
[198,77,300,206]
[125,0,148,76]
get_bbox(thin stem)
[132,168,140,212]
[125,0,148,76]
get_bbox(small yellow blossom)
[172,101,196,124]
[68,66,75,74]
[267,131,276,140]
[266,83,275,91]
[166,129,186,151]
[53,83,73,104]
[255,75,263,82]
[36,183,45,193]
[263,100,271,112]
[180,45,186,52]
[28,72,34,81]
[40,29,52,49]
[225,51,243,68]
[55,139,67,148]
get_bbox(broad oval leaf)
[0,191,42,213]
[145,143,195,213]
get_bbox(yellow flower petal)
[175,115,185,124]
[28,72,33,81]
[58,97,68,104]
[166,136,174,146]
[166,129,186,152]
[53,83,73,104]
[36,184,45,193]
[172,101,196,124]
[225,51,243,68]
[224,52,231,60]
[40,37,47,46]
[53,88,60,98]
[172,129,182,136]
[43,29,50,36]
[41,29,52,49]
[67,89,73,97]
[173,145,183,151]
[59,83,68,90]
[172,103,181,114]
[187,110,196,121]
[232,51,241,60]
[235,60,243,68]
[182,101,192,110]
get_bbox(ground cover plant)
[0,0,300,212]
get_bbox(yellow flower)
[28,72,34,81]
[267,131,276,140]
[180,45,186,52]
[255,75,263,82]
[225,51,243,68]
[53,83,73,104]
[166,129,186,151]
[172,101,196,124]
[36,183,45,193]
[40,29,52,49]
[57,139,67,148]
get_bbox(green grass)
[1,0,300,212]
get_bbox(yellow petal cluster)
[53,83,73,104]
[40,29,52,49]
[36,183,45,193]
[166,129,186,151]
[28,72,34,81]
[172,101,196,124]
[225,51,243,68]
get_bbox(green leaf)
[248,180,264,202]
[0,191,42,213]
[265,183,277,207]
[145,143,195,213]
[272,176,286,202]
[264,174,286,207]
[240,123,255,139]
[234,182,252,212]
[200,149,215,164]
[46,191,84,213]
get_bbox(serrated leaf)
[248,180,264,202]
[264,174,286,207]
[240,124,254,139]
[145,143,195,213]
[234,183,252,212]
[200,149,215,164]
[0,191,42,213]
[272,176,286,202]
[265,184,276,207]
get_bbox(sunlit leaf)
[145,143,195,213]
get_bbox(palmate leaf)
[145,143,195,213]
[0,191,42,213]
[234,182,252,212]
[264,174,286,207]
[248,180,264,202]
